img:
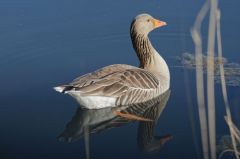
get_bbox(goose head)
[130,13,167,36]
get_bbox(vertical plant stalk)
[84,126,90,159]
[207,0,218,158]
[184,69,201,159]
[191,1,210,159]
[216,9,239,158]
[225,116,240,143]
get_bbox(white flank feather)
[66,91,117,109]
[53,86,65,93]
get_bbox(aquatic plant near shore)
[191,0,240,158]
[175,53,240,86]
[217,135,240,159]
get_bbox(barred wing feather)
[64,65,160,105]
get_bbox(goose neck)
[131,33,154,68]
[130,32,170,81]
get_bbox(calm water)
[1,0,240,159]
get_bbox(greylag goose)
[54,13,170,109]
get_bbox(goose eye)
[147,19,150,22]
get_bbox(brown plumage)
[54,14,170,109]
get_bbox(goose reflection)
[137,90,172,153]
[58,90,172,153]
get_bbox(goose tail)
[53,85,74,94]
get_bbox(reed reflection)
[58,90,172,153]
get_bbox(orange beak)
[152,19,167,28]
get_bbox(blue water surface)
[1,0,240,159]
